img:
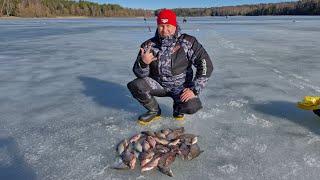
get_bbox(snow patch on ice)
[253,143,267,154]
[288,79,305,90]
[227,99,249,108]
[290,73,310,82]
[272,68,320,93]
[272,68,282,74]
[281,161,302,179]
[235,137,249,145]
[299,81,320,93]
[197,107,224,119]
[215,147,232,156]
[244,114,272,127]
[0,148,13,167]
[218,164,238,174]
[286,76,320,93]
[221,98,249,109]
[95,165,109,176]
[307,132,320,145]
[231,142,241,151]
[0,55,7,60]
[102,116,120,131]
[303,154,320,168]
[218,37,246,54]
[136,175,146,179]
[24,152,41,164]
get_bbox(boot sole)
[138,115,161,126]
[174,117,185,121]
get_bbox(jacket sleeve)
[188,38,213,95]
[132,45,150,78]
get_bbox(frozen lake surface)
[1,16,320,179]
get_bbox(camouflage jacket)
[132,28,213,95]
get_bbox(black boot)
[138,98,161,125]
[173,111,184,121]
[314,109,320,117]
[173,104,184,121]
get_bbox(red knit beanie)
[157,9,177,27]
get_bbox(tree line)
[172,0,320,16]
[0,0,152,17]
[1,0,320,17]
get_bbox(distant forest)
[0,0,152,17]
[0,0,319,17]
[173,0,320,16]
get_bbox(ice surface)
[0,16,320,179]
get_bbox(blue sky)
[88,0,298,10]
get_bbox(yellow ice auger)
[297,96,320,110]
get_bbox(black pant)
[127,78,202,114]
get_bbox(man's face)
[158,24,176,38]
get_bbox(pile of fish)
[111,127,203,177]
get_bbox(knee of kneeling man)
[184,106,202,114]
[127,79,148,93]
[180,99,203,114]
[127,81,135,91]
[127,79,141,90]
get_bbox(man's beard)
[159,33,174,39]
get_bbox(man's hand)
[180,88,196,102]
[140,46,157,65]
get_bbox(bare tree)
[1,0,10,16]
[1,0,18,16]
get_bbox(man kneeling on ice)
[127,9,213,125]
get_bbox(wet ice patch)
[218,164,238,174]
